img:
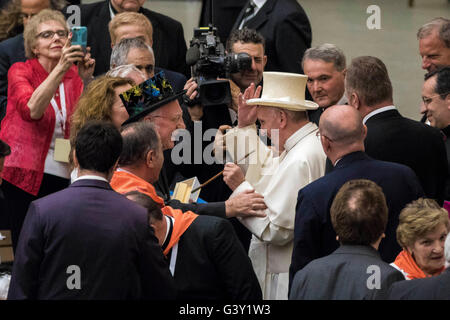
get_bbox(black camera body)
[186,25,251,107]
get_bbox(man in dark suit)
[421,66,450,200]
[112,121,262,299]
[302,43,348,126]
[7,121,176,300]
[289,105,424,288]
[231,0,311,74]
[417,18,449,122]
[387,234,450,300]
[107,11,186,91]
[346,56,448,205]
[77,0,188,77]
[290,179,405,300]
[199,0,247,44]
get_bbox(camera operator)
[178,27,267,251]
[184,27,266,125]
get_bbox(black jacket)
[232,0,311,74]
[364,109,448,205]
[387,268,450,300]
[171,215,262,300]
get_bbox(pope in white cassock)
[215,72,326,300]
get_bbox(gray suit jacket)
[289,245,405,300]
[388,268,450,300]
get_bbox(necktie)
[239,0,257,29]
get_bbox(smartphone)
[71,26,87,51]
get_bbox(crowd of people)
[0,0,449,301]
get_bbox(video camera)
[186,25,252,107]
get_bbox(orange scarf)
[110,170,198,255]
[393,250,444,280]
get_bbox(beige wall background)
[85,0,450,120]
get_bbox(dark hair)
[424,66,450,100]
[331,179,388,246]
[124,191,163,223]
[345,56,393,106]
[226,27,265,52]
[75,121,123,174]
[119,121,160,166]
[0,139,11,158]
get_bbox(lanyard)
[50,83,67,134]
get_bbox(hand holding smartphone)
[70,26,87,53]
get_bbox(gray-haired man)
[302,43,347,125]
[110,37,155,80]
[417,17,450,73]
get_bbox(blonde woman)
[392,198,450,279]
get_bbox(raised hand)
[78,46,95,84]
[237,82,262,128]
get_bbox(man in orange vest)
[111,121,262,300]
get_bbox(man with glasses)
[289,105,424,292]
[422,66,450,200]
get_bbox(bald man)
[289,105,424,291]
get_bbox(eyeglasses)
[422,92,450,107]
[151,114,184,125]
[316,130,333,142]
[36,30,69,39]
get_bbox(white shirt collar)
[109,1,115,19]
[253,0,267,10]
[163,215,173,245]
[363,105,396,124]
[72,174,109,183]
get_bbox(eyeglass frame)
[149,114,184,125]
[35,29,69,40]
[422,92,450,107]
[315,130,334,142]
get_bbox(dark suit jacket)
[77,1,188,77]
[0,33,26,123]
[199,0,247,44]
[289,151,424,288]
[172,215,262,300]
[387,268,450,300]
[289,245,405,300]
[364,109,448,205]
[7,179,176,300]
[232,0,311,74]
